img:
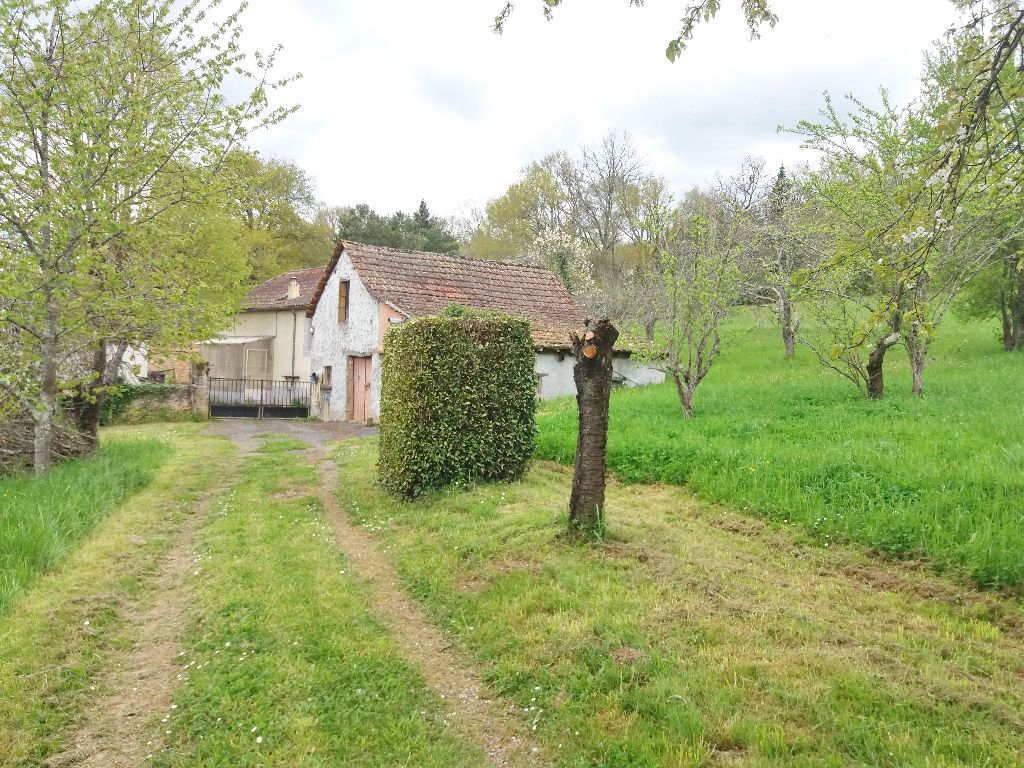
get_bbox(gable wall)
[309,252,383,421]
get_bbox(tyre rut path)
[314,454,547,768]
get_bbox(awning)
[200,336,273,346]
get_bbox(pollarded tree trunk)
[866,332,901,400]
[568,319,619,534]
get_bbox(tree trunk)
[907,275,929,397]
[866,332,901,400]
[777,290,796,358]
[1014,266,1024,351]
[71,391,102,452]
[70,343,111,452]
[999,291,1014,351]
[34,365,58,474]
[909,343,926,398]
[672,372,695,418]
[644,319,656,342]
[568,319,619,534]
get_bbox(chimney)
[287,275,300,300]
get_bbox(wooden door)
[348,356,372,423]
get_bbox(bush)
[378,311,537,499]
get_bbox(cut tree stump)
[568,318,619,533]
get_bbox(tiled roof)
[307,241,589,351]
[243,266,327,311]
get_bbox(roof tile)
[308,241,588,350]
[243,266,328,311]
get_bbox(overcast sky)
[240,0,960,219]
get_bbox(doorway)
[347,356,373,424]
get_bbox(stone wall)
[104,377,209,425]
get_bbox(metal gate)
[209,378,311,419]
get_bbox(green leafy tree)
[322,201,459,254]
[0,0,294,473]
[652,190,745,417]
[224,150,332,282]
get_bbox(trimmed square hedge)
[377,311,537,499]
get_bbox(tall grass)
[0,438,170,612]
[536,313,1024,587]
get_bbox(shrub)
[378,311,537,499]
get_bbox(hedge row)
[377,310,537,499]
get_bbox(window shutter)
[338,280,350,322]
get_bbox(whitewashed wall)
[614,356,666,388]
[309,252,382,422]
[535,351,665,399]
[535,352,577,398]
[119,345,149,383]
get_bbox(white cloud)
[237,0,960,216]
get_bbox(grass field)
[334,440,1024,768]
[3,422,1023,767]
[536,313,1024,588]
[0,436,170,613]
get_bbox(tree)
[951,201,1024,350]
[224,150,332,282]
[463,152,572,261]
[0,0,293,473]
[463,134,663,327]
[722,161,822,358]
[321,201,459,254]
[519,229,599,306]
[653,191,744,417]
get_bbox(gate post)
[192,364,210,420]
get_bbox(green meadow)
[537,312,1024,588]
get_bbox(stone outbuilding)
[305,241,663,424]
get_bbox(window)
[322,365,333,389]
[338,280,350,322]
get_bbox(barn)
[305,241,663,423]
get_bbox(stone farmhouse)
[305,241,663,424]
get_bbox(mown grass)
[536,313,1024,587]
[335,440,1024,768]
[0,425,233,765]
[0,436,171,613]
[154,442,487,767]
